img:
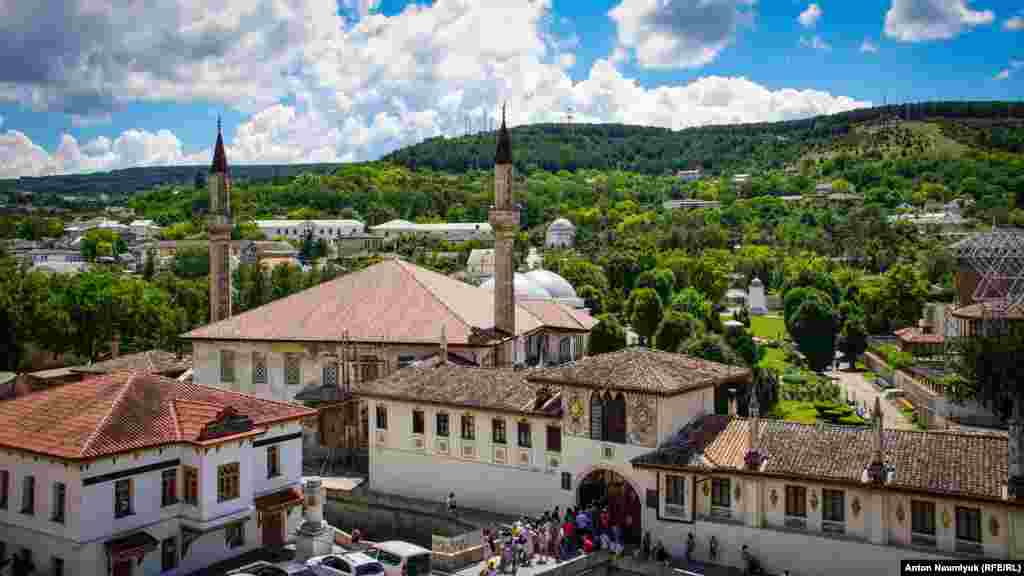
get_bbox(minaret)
[489,103,518,365]
[744,386,764,470]
[208,116,233,323]
[865,397,887,484]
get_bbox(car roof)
[373,541,432,556]
[343,552,381,565]
[280,562,316,574]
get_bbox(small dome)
[525,269,577,300]
[750,277,763,286]
[480,273,552,299]
[548,218,575,231]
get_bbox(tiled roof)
[894,327,944,345]
[632,415,1010,502]
[73,350,192,376]
[0,370,315,460]
[352,365,560,417]
[527,347,750,396]
[183,259,593,345]
[951,303,1024,320]
[519,300,593,332]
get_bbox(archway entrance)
[577,469,641,545]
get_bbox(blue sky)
[0,0,1020,178]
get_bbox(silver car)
[307,552,386,576]
[227,560,318,576]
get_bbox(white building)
[480,269,586,311]
[676,169,702,182]
[0,370,314,576]
[466,249,496,282]
[129,220,162,239]
[369,220,493,243]
[255,220,365,243]
[544,218,576,249]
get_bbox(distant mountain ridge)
[384,101,1024,175]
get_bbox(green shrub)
[837,415,868,426]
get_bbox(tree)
[628,288,663,346]
[946,323,1024,424]
[0,258,52,370]
[838,309,869,368]
[173,246,210,279]
[654,311,702,353]
[790,296,838,373]
[733,305,751,328]
[783,286,828,333]
[142,248,156,280]
[588,314,628,355]
[577,285,605,315]
[80,229,127,262]
[194,171,207,190]
[653,268,676,306]
[724,328,760,367]
[682,333,744,366]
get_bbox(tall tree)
[790,295,838,373]
[588,314,628,355]
[654,311,702,353]
[628,288,664,346]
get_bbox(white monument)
[295,477,335,560]
[749,277,768,315]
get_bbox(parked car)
[307,552,385,576]
[227,560,318,576]
[365,541,432,576]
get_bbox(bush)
[837,415,868,426]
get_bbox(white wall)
[0,452,80,542]
[251,422,304,499]
[656,388,714,445]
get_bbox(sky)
[0,0,1021,179]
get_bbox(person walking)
[447,492,457,515]
[685,533,695,563]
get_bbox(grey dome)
[480,273,552,299]
[548,218,575,231]
[750,277,763,286]
[525,269,577,300]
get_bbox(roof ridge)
[394,259,474,334]
[167,394,183,442]
[80,372,137,458]
[179,379,317,412]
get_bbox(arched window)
[590,392,604,441]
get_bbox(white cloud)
[800,35,832,51]
[995,59,1024,80]
[559,53,577,69]
[0,0,871,178]
[1005,16,1024,31]
[884,0,994,42]
[860,38,879,52]
[608,0,756,69]
[798,4,823,28]
[995,69,1011,80]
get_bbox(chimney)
[745,384,764,470]
[728,387,737,416]
[110,333,120,359]
[865,397,887,484]
[440,324,448,365]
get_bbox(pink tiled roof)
[0,370,315,460]
[183,259,593,344]
[894,327,944,345]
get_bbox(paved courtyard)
[826,368,915,430]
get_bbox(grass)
[750,315,786,340]
[759,347,788,373]
[768,400,819,424]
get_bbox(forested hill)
[383,101,1024,175]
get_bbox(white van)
[366,541,432,576]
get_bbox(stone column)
[303,477,325,526]
[296,477,334,560]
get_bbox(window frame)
[435,413,449,437]
[665,475,685,509]
[267,446,281,478]
[284,353,301,386]
[711,478,731,508]
[161,469,177,507]
[252,352,267,385]
[114,478,133,518]
[955,506,982,543]
[412,410,425,436]
[51,482,66,524]
[821,489,846,523]
[784,485,807,518]
[492,419,507,444]
[0,470,8,509]
[21,475,34,515]
[220,349,235,383]
[322,361,339,388]
[517,421,532,448]
[911,500,936,536]
[461,415,475,441]
[217,462,241,503]
[184,466,199,506]
[546,425,562,453]
[376,406,388,430]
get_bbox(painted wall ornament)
[942,509,952,529]
[809,490,818,511]
[567,393,585,435]
[627,394,657,446]
[770,489,778,508]
[896,502,905,525]
[734,483,742,502]
[703,482,710,497]
[991,516,1000,537]
[851,497,861,518]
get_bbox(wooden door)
[263,511,284,547]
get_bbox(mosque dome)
[548,218,575,231]
[480,273,552,300]
[750,277,763,286]
[525,269,577,300]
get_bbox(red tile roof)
[894,327,944,345]
[73,350,192,376]
[0,370,315,460]
[528,347,750,396]
[183,259,593,344]
[633,415,1011,502]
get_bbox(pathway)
[826,368,915,430]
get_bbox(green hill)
[383,101,1024,175]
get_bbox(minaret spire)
[208,117,233,323]
[489,100,517,364]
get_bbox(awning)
[255,487,303,512]
[106,531,158,560]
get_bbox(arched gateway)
[577,468,642,545]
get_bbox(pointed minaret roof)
[211,115,228,174]
[495,103,511,164]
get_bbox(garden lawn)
[759,347,788,373]
[751,315,786,340]
[768,400,819,424]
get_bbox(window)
[162,469,177,507]
[162,537,178,571]
[413,411,425,435]
[589,392,627,444]
[225,522,245,548]
[517,422,532,448]
[436,413,449,437]
[51,483,65,523]
[285,353,301,386]
[267,446,281,478]
[559,337,571,363]
[785,485,807,517]
[376,406,388,430]
[561,472,572,491]
[114,479,133,518]
[665,476,685,508]
[461,415,475,441]
[252,352,267,385]
[184,467,198,505]
[51,556,64,576]
[398,355,416,369]
[822,489,845,523]
[323,362,339,388]
[20,476,34,515]
[911,500,936,535]
[492,419,507,444]
[0,471,8,509]
[220,349,235,383]
[360,355,379,382]
[546,426,561,453]
[218,463,240,502]
[711,478,731,508]
[956,507,982,543]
